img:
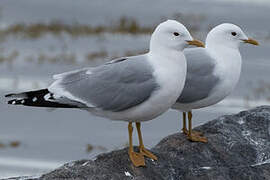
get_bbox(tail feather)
[5,89,78,108]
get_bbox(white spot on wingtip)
[44,93,51,100]
[32,97,38,102]
[12,101,16,105]
[124,171,132,177]
[21,100,25,104]
[49,84,94,107]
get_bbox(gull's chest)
[213,52,242,98]
[151,55,187,106]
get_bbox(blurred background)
[0,0,270,178]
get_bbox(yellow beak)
[243,38,259,46]
[186,40,205,48]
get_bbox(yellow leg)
[182,112,188,135]
[136,122,158,161]
[128,122,145,167]
[188,111,192,136]
[187,111,208,143]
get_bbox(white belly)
[175,77,239,111]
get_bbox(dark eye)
[173,32,180,36]
[231,32,237,36]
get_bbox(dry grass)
[0,142,5,148]
[0,13,207,64]
[9,141,21,148]
[0,17,154,39]
[0,50,19,64]
[0,14,206,39]
[170,13,206,34]
[86,144,107,153]
[0,140,21,149]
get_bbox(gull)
[5,20,204,167]
[172,23,259,143]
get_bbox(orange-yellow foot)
[129,151,145,167]
[191,130,204,136]
[188,133,208,143]
[182,128,189,135]
[139,146,158,160]
[183,129,203,136]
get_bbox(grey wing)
[176,48,220,104]
[49,55,159,112]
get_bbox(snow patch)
[124,171,133,177]
[200,166,212,170]
[238,117,245,125]
[251,159,270,166]
[242,130,251,137]
[65,162,75,168]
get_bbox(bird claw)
[183,129,203,136]
[140,146,158,160]
[182,128,189,135]
[129,151,145,167]
[188,133,208,143]
[191,130,204,136]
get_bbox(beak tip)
[243,38,259,46]
[187,40,205,48]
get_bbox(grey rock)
[7,106,270,180]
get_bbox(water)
[0,0,270,178]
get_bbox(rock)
[7,106,270,180]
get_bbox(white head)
[206,23,259,49]
[150,20,204,52]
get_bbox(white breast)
[210,48,242,102]
[175,47,242,111]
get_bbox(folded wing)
[49,55,159,111]
[176,48,220,104]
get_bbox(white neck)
[147,48,186,81]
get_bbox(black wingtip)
[7,99,16,104]
[5,93,15,98]
[7,99,25,105]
